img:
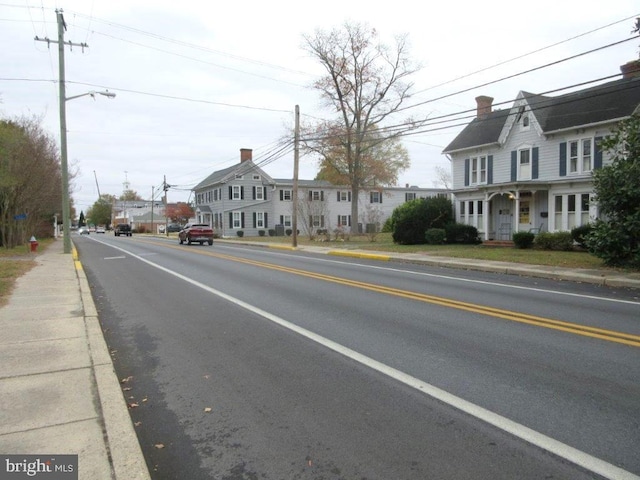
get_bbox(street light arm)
[66,90,116,102]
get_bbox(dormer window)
[522,115,530,127]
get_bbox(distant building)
[193,148,450,237]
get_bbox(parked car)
[178,223,214,245]
[78,227,90,235]
[96,226,106,234]
[114,224,133,237]
[167,223,182,233]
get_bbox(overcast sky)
[1,1,639,213]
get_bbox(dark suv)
[114,224,132,237]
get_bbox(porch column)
[514,191,521,233]
[483,195,490,241]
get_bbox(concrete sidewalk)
[0,239,150,480]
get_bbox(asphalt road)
[74,234,640,480]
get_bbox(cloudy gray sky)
[1,0,639,213]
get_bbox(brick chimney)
[240,148,252,163]
[620,60,640,79]
[475,95,493,118]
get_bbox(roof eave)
[442,141,501,155]
[543,116,629,136]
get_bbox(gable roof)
[443,75,640,154]
[194,160,275,190]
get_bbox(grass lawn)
[228,232,617,270]
[0,238,54,307]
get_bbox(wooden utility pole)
[35,10,88,253]
[292,105,300,248]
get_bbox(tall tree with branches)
[302,22,425,233]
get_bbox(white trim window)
[283,215,292,227]
[232,185,241,200]
[255,187,264,200]
[370,191,382,203]
[232,212,241,228]
[282,189,292,201]
[568,138,593,174]
[256,212,265,228]
[518,148,531,180]
[470,156,487,185]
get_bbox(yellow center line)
[148,240,640,348]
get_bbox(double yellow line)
[164,241,640,348]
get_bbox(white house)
[442,60,640,241]
[193,148,450,237]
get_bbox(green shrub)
[571,224,592,248]
[444,223,481,244]
[258,230,265,237]
[285,229,292,236]
[512,231,535,249]
[425,228,446,245]
[534,231,573,251]
[236,230,244,237]
[391,197,454,245]
[268,229,276,236]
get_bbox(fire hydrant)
[29,236,38,253]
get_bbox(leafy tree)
[313,125,410,186]
[166,202,194,224]
[302,22,426,234]
[86,195,113,227]
[390,196,453,245]
[0,116,62,248]
[586,114,640,267]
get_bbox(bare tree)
[432,165,452,189]
[295,189,330,241]
[302,22,426,234]
[0,116,62,248]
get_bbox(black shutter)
[464,158,470,186]
[252,186,256,200]
[240,186,244,200]
[337,192,341,202]
[532,147,539,179]
[321,191,324,201]
[487,155,493,184]
[264,213,268,228]
[309,191,313,201]
[228,186,232,199]
[280,190,283,201]
[511,151,517,182]
[263,187,267,200]
[241,212,245,228]
[229,212,233,227]
[252,212,256,228]
[559,142,567,176]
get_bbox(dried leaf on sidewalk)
[121,376,133,384]
[128,402,139,408]
[154,444,165,449]
[204,407,212,413]
[134,421,142,427]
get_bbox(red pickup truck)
[178,223,214,245]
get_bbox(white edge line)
[91,240,639,480]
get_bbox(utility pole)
[151,186,155,235]
[163,176,169,237]
[35,10,88,254]
[93,170,101,198]
[292,105,300,248]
